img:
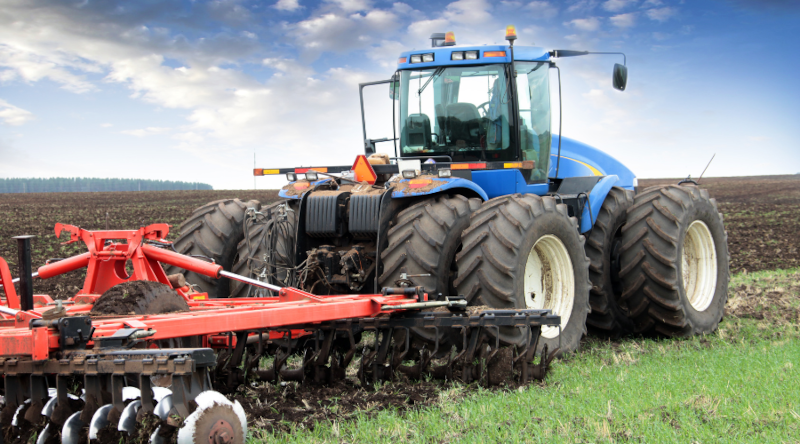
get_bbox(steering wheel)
[477,101,490,117]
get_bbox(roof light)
[304,171,318,181]
[286,172,297,182]
[484,51,506,58]
[398,57,407,64]
[451,51,464,61]
[352,154,377,184]
[465,50,479,60]
[410,54,422,63]
[402,170,418,179]
[505,25,517,41]
[444,31,456,46]
[422,53,434,62]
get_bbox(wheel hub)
[208,419,235,444]
[524,234,575,339]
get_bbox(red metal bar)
[0,257,20,309]
[141,244,222,279]
[37,252,91,279]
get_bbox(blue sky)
[0,0,798,189]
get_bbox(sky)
[0,0,798,190]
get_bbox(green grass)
[248,270,800,443]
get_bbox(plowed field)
[0,175,798,440]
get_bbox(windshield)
[399,65,514,162]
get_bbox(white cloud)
[527,1,558,18]
[101,123,113,128]
[442,0,493,25]
[567,0,599,13]
[289,9,399,54]
[0,99,34,126]
[121,127,172,137]
[565,17,601,31]
[610,12,636,28]
[274,0,302,11]
[324,0,372,13]
[646,7,676,21]
[643,0,662,5]
[652,31,670,40]
[602,0,636,12]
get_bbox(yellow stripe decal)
[559,156,602,176]
[261,169,280,175]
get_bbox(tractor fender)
[390,177,489,201]
[278,179,332,199]
[580,175,619,233]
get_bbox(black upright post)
[13,235,36,311]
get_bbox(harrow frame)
[0,223,560,443]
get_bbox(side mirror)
[613,63,627,91]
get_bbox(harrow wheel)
[176,391,247,444]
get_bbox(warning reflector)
[352,155,377,184]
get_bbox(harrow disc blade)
[123,386,142,401]
[118,400,141,433]
[61,410,84,444]
[42,396,58,418]
[35,423,52,444]
[88,404,112,439]
[176,391,247,444]
[152,387,171,403]
[153,394,174,420]
[11,399,29,426]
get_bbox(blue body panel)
[471,170,549,198]
[390,177,489,200]
[397,45,550,70]
[548,136,636,190]
[278,178,331,199]
[580,175,618,233]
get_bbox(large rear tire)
[379,195,481,297]
[230,200,297,297]
[585,187,635,336]
[619,184,729,336]
[455,194,591,355]
[379,195,481,348]
[167,199,260,298]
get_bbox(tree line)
[0,178,213,193]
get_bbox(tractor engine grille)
[349,193,383,239]
[305,191,350,237]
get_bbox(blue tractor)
[171,27,729,358]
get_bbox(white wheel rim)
[524,235,574,339]
[682,220,717,311]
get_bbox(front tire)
[455,194,591,355]
[619,184,729,336]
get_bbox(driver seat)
[445,103,481,147]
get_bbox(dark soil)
[233,379,450,434]
[639,175,800,274]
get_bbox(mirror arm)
[550,50,626,66]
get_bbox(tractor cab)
[394,30,552,183]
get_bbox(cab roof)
[397,45,550,70]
